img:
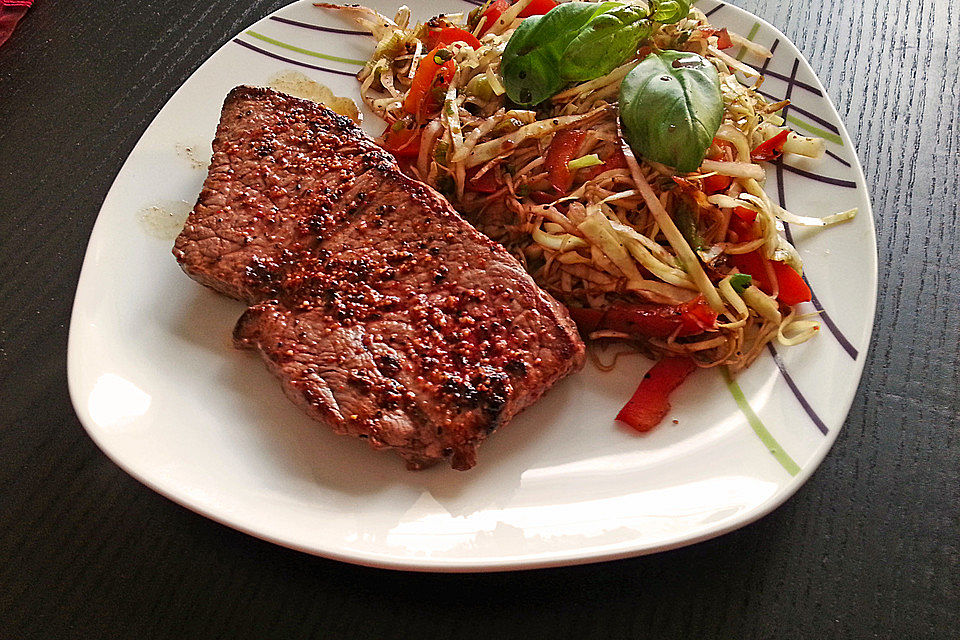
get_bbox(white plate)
[68,0,877,571]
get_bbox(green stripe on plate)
[784,115,845,146]
[722,367,801,477]
[244,31,366,66]
[732,21,843,147]
[735,22,761,61]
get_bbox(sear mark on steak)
[173,86,585,470]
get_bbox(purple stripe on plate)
[757,88,840,135]
[797,268,859,358]
[825,148,852,168]
[774,57,797,214]
[776,58,860,361]
[779,161,857,189]
[797,255,860,358]
[760,38,779,74]
[232,38,358,77]
[767,344,829,435]
[745,62,822,96]
[269,16,369,36]
[704,2,725,18]
[810,298,860,359]
[780,215,860,361]
[789,250,857,362]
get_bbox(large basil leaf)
[650,0,693,24]
[563,3,655,81]
[618,50,723,173]
[500,15,559,106]
[503,1,644,105]
[502,0,695,106]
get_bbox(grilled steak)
[173,86,585,470]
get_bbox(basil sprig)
[502,0,691,106]
[618,50,723,173]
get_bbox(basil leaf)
[500,15,560,106]
[650,0,692,24]
[675,204,703,251]
[562,3,654,82]
[502,1,651,105]
[618,50,723,173]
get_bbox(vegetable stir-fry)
[320,0,855,431]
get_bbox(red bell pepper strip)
[751,129,790,162]
[403,45,456,116]
[545,129,586,193]
[728,250,811,305]
[585,149,627,180]
[710,138,735,161]
[701,173,733,194]
[476,0,510,36]
[732,206,758,223]
[700,138,734,193]
[726,213,758,242]
[425,26,482,50]
[527,190,556,204]
[379,122,422,159]
[466,166,501,193]
[568,296,718,339]
[701,27,733,49]
[771,261,812,305]
[678,296,719,333]
[616,357,698,432]
[727,250,774,293]
[518,0,558,18]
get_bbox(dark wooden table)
[1,1,957,637]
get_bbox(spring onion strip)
[717,275,750,329]
[707,44,759,78]
[488,0,533,35]
[620,134,725,312]
[532,224,589,251]
[775,205,857,227]
[778,316,821,345]
[727,31,773,58]
[408,40,423,79]
[557,251,592,264]
[742,285,781,324]
[465,108,610,168]
[568,154,603,171]
[715,124,752,162]
[700,159,766,180]
[707,193,746,209]
[551,60,639,102]
[451,111,502,163]
[578,212,646,282]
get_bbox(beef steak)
[173,86,585,469]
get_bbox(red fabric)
[0,1,33,49]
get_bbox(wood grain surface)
[0,1,957,638]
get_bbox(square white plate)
[68,0,876,571]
